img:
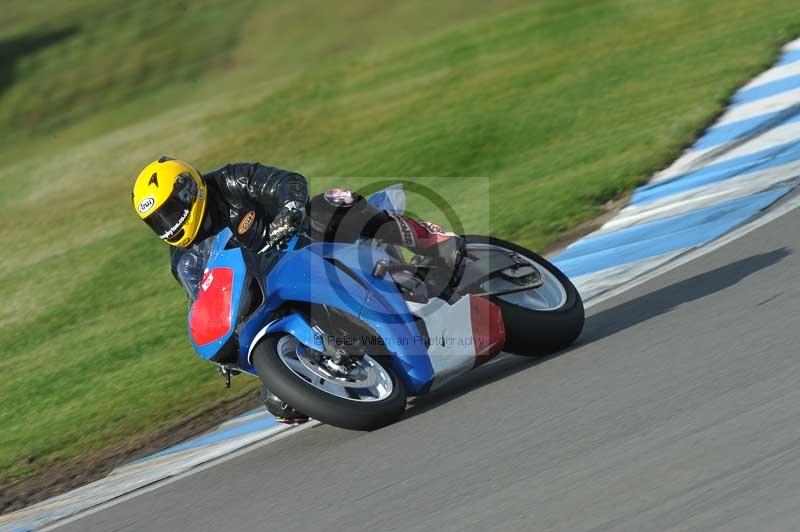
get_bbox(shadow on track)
[580,247,792,344]
[404,247,791,419]
[404,353,554,419]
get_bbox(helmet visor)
[143,173,199,242]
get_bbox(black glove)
[269,201,305,243]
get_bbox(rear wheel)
[251,334,407,430]
[464,235,584,355]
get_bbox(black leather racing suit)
[170,162,308,281]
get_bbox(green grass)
[2,0,799,485]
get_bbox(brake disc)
[295,345,378,388]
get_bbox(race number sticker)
[201,271,214,292]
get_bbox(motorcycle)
[180,187,584,430]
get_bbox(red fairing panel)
[190,267,234,346]
[469,295,506,367]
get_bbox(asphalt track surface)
[59,206,800,532]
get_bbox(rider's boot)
[260,386,309,425]
[384,214,466,295]
[305,190,465,294]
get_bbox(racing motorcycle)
[181,187,584,430]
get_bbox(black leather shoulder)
[203,162,307,212]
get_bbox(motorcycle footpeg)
[217,365,240,388]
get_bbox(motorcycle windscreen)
[189,267,234,346]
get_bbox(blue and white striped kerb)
[4,36,800,532]
[551,37,800,300]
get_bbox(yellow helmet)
[132,156,207,247]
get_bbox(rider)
[131,156,465,423]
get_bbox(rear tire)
[464,235,584,356]
[251,335,407,431]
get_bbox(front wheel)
[251,335,407,430]
[464,235,584,356]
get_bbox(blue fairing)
[195,231,435,395]
[259,242,434,395]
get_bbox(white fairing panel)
[407,297,478,389]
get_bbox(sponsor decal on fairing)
[390,212,416,247]
[201,271,214,292]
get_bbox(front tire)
[251,335,407,431]
[465,235,584,356]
